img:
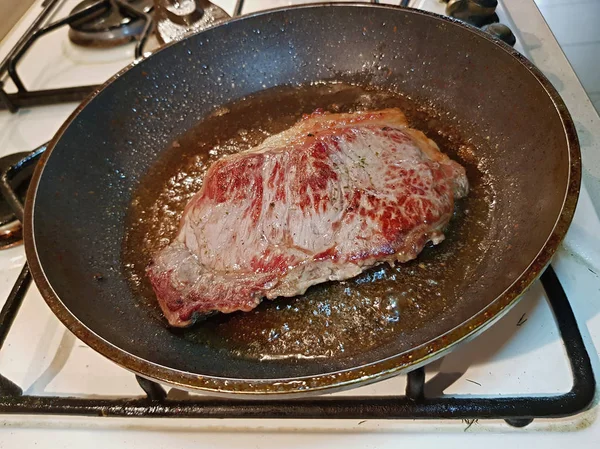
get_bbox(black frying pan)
[24,4,579,396]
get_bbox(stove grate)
[0,146,595,427]
[0,0,594,427]
[0,0,153,112]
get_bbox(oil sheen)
[123,82,496,362]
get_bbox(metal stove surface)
[0,0,599,447]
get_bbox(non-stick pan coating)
[25,4,579,395]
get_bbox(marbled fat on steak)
[147,109,469,327]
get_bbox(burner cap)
[0,153,30,250]
[68,0,153,48]
[155,0,229,44]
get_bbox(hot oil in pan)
[123,83,496,361]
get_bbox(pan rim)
[24,2,581,396]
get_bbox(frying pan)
[24,3,580,396]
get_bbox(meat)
[147,108,469,327]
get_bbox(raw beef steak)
[147,108,469,327]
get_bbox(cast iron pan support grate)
[0,146,595,426]
[0,0,153,112]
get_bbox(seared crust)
[147,108,469,327]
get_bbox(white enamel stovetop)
[0,1,599,448]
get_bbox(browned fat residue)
[122,83,497,362]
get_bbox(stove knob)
[481,23,517,47]
[446,0,499,27]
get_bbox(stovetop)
[0,1,599,447]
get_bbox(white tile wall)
[534,0,600,113]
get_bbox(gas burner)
[68,0,153,48]
[0,153,30,250]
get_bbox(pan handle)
[0,143,47,223]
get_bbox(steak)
[147,108,469,327]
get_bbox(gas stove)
[0,1,599,447]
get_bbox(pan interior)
[123,83,496,366]
[31,5,571,383]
